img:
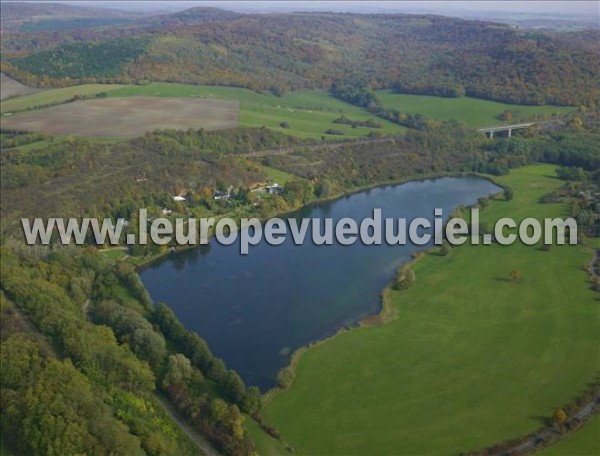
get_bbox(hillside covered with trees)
[1,9,599,106]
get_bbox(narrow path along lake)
[140,176,501,390]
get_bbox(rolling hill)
[1,9,599,106]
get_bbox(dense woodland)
[2,9,599,105]
[1,245,259,455]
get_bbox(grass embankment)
[260,164,600,455]
[377,90,573,126]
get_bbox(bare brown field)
[1,96,239,136]
[1,73,39,100]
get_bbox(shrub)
[277,366,294,389]
[393,267,416,290]
[440,241,452,256]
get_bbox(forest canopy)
[2,11,599,106]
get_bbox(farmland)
[107,83,403,139]
[377,90,573,126]
[1,81,577,139]
[0,73,39,100]
[1,82,402,139]
[0,96,239,137]
[0,81,123,112]
[261,165,600,455]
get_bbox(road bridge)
[477,122,535,138]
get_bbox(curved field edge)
[260,164,600,455]
[537,413,600,455]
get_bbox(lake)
[140,176,501,390]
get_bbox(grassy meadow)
[260,165,600,455]
[260,165,297,186]
[377,90,573,126]
[0,83,124,113]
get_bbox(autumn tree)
[552,408,567,426]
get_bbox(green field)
[260,165,297,186]
[0,84,124,113]
[377,90,573,127]
[4,82,569,131]
[2,82,575,139]
[260,165,600,455]
[539,414,600,455]
[98,248,128,261]
[245,417,290,456]
[107,83,403,139]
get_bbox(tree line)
[0,244,259,455]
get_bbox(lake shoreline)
[135,171,503,388]
[132,169,504,447]
[132,170,504,273]
[259,175,504,408]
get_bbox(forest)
[1,10,599,106]
[1,245,259,455]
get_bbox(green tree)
[163,354,193,388]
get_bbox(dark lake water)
[140,176,500,390]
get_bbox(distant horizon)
[3,0,599,18]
